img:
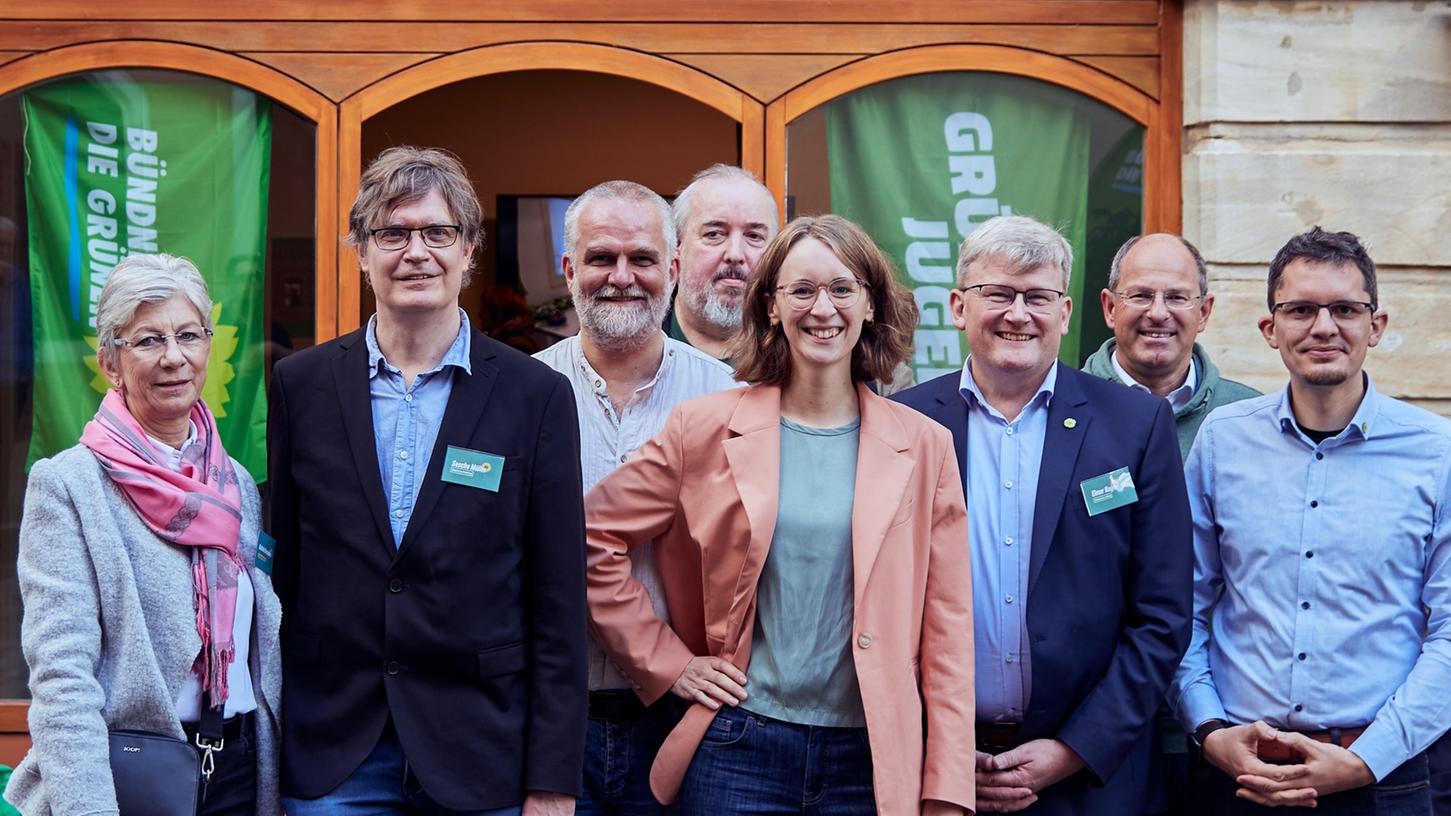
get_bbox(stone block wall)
[1183,0,1451,414]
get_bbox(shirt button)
[1297,652,1307,661]
[398,450,408,460]
[1310,500,1319,508]
[620,454,628,463]
[1004,537,1014,546]
[393,508,404,519]
[1005,655,1015,664]
[1294,704,1304,712]
[1316,452,1324,460]
[1004,480,1013,489]
[1004,595,1015,604]
[595,380,604,389]
[1305,551,1314,559]
[857,633,873,649]
[389,578,404,593]
[404,394,413,402]
[386,661,401,676]
[1301,601,1311,610]
[1005,427,1015,436]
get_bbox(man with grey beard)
[533,180,737,815]
[666,164,779,361]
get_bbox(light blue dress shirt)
[1171,376,1451,780]
[960,358,1057,723]
[365,309,472,548]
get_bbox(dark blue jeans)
[680,706,875,816]
[1189,749,1431,815]
[578,696,682,815]
[282,722,522,816]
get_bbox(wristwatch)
[1191,718,1230,750]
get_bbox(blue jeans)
[1189,749,1431,815]
[680,706,875,815]
[578,696,681,815]
[282,723,523,816]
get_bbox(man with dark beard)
[666,165,779,362]
[533,180,737,816]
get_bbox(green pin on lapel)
[1064,418,1078,429]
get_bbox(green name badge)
[255,530,276,575]
[1080,467,1139,517]
[441,445,505,492]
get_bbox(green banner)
[23,73,271,477]
[826,73,1090,382]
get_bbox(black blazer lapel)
[1028,364,1092,595]
[332,330,396,559]
[396,329,499,560]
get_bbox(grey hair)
[671,164,778,239]
[96,253,213,364]
[1108,233,1209,295]
[956,214,1074,290]
[564,180,677,267]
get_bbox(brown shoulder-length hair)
[731,214,916,387]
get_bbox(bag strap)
[194,691,226,782]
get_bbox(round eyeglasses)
[775,278,868,310]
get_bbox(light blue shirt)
[960,358,1057,722]
[366,309,472,547]
[1171,376,1451,781]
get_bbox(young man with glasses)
[268,146,586,816]
[1169,227,1451,814]
[1084,234,1259,459]
[894,214,1192,814]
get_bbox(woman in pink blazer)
[585,214,975,816]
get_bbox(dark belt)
[182,710,255,745]
[589,690,654,722]
[977,721,1024,752]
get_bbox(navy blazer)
[894,363,1192,814]
[267,327,587,810]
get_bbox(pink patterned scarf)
[80,389,244,708]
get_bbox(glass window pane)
[0,68,317,699]
[786,71,1144,382]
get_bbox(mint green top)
[743,416,866,728]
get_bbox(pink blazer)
[585,382,975,815]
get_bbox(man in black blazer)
[268,146,586,815]
[894,215,1192,814]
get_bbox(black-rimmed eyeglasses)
[369,225,462,251]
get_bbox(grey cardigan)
[4,444,283,816]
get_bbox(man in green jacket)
[1083,232,1258,816]
[1084,233,1259,460]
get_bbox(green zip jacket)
[1082,338,1260,459]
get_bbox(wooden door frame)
[335,41,765,334]
[763,42,1180,234]
[0,41,341,340]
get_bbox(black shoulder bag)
[107,694,225,815]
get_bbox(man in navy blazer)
[894,215,1192,814]
[268,147,586,815]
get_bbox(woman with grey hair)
[3,253,282,816]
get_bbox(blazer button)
[389,578,404,593]
[386,660,401,676]
[857,633,873,649]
